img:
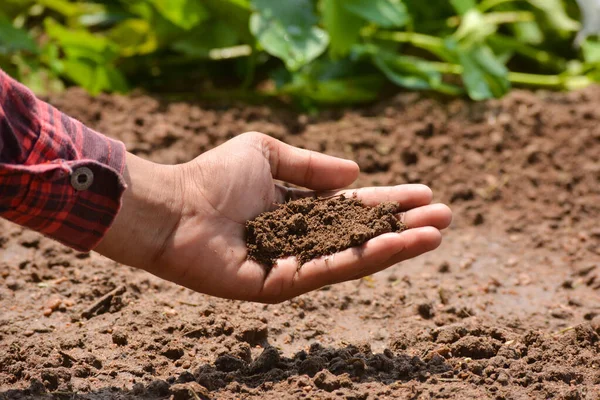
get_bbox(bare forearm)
[95,153,182,271]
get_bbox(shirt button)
[71,167,94,191]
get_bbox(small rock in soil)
[417,302,435,319]
[162,345,184,360]
[473,212,485,226]
[451,336,500,359]
[246,195,406,270]
[42,297,62,317]
[449,185,474,203]
[551,308,574,319]
[171,382,210,400]
[6,278,21,291]
[313,370,343,392]
[112,331,128,346]
[235,320,268,345]
[438,262,450,273]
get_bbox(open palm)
[98,132,452,303]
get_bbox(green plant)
[0,0,598,105]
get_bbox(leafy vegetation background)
[1,0,599,106]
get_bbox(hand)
[96,132,452,303]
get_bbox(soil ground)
[1,87,599,399]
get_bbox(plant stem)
[428,62,462,75]
[369,31,445,49]
[508,71,562,86]
[508,72,590,89]
[447,11,534,28]
[428,61,589,89]
[208,45,252,60]
[484,11,534,25]
[488,34,566,71]
[366,31,453,60]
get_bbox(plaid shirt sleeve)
[0,69,127,252]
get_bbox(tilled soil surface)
[1,87,599,399]
[246,196,405,268]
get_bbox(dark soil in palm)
[1,87,599,399]
[246,196,406,269]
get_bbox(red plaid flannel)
[0,69,126,251]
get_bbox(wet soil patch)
[246,196,406,269]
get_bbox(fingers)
[276,186,452,230]
[246,132,360,190]
[401,203,453,230]
[258,227,443,302]
[279,184,434,210]
[337,185,433,209]
[349,227,442,281]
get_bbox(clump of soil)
[246,195,407,269]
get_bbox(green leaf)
[0,13,38,55]
[343,0,408,28]
[203,0,253,41]
[207,0,250,10]
[62,59,127,95]
[108,19,157,57]
[282,74,383,104]
[528,0,579,32]
[321,0,363,58]
[37,0,85,17]
[0,0,35,19]
[457,44,510,100]
[44,18,118,63]
[250,0,329,71]
[402,0,455,23]
[454,9,497,46]
[171,20,239,57]
[450,0,476,15]
[373,50,461,94]
[582,39,600,64]
[292,76,383,104]
[277,58,384,104]
[11,54,64,96]
[40,42,63,74]
[149,0,209,30]
[78,7,132,28]
[511,21,544,45]
[374,53,439,90]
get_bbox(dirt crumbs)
[1,86,599,400]
[246,196,406,269]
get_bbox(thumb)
[241,132,359,190]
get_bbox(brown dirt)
[1,87,599,399]
[246,196,405,269]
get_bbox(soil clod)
[246,195,406,270]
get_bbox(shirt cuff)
[0,69,127,252]
[1,159,127,252]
